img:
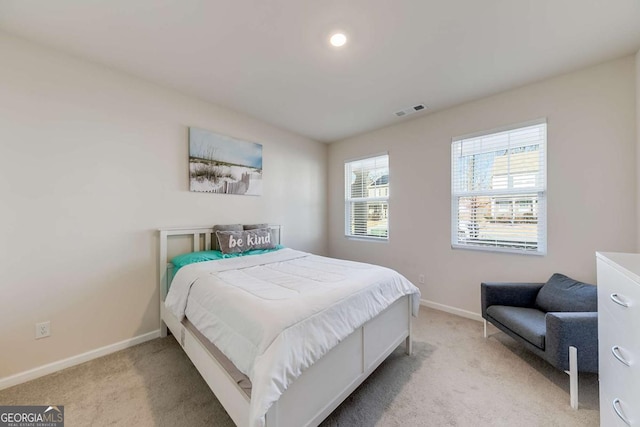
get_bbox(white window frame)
[451,119,547,255]
[344,153,389,241]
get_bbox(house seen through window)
[451,121,547,254]
[344,154,389,240]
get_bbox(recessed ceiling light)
[330,33,347,47]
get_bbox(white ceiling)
[1,1,639,143]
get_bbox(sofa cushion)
[534,273,597,313]
[486,306,546,349]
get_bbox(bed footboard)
[265,295,412,427]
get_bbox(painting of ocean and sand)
[189,127,263,195]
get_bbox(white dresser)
[596,252,640,427]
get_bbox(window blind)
[451,121,546,254]
[344,154,389,240]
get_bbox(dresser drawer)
[599,316,640,386]
[599,357,639,426]
[599,303,640,366]
[597,259,640,330]
[597,257,640,298]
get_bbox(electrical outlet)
[35,321,50,339]
[418,274,425,284]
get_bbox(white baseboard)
[420,299,483,322]
[1,303,480,391]
[0,329,161,391]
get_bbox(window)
[451,121,546,254]
[345,154,389,240]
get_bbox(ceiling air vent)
[394,104,427,118]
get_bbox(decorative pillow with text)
[212,224,243,250]
[216,227,275,254]
[243,223,268,230]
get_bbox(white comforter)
[165,248,420,427]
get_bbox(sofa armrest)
[481,282,544,318]
[545,312,599,373]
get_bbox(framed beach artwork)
[189,127,263,196]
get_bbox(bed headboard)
[158,225,283,301]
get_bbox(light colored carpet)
[0,308,599,426]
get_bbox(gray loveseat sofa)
[481,273,598,408]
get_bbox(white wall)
[0,33,327,378]
[328,56,637,317]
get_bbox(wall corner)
[636,49,640,251]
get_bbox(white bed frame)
[159,226,413,427]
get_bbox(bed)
[159,225,420,427]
